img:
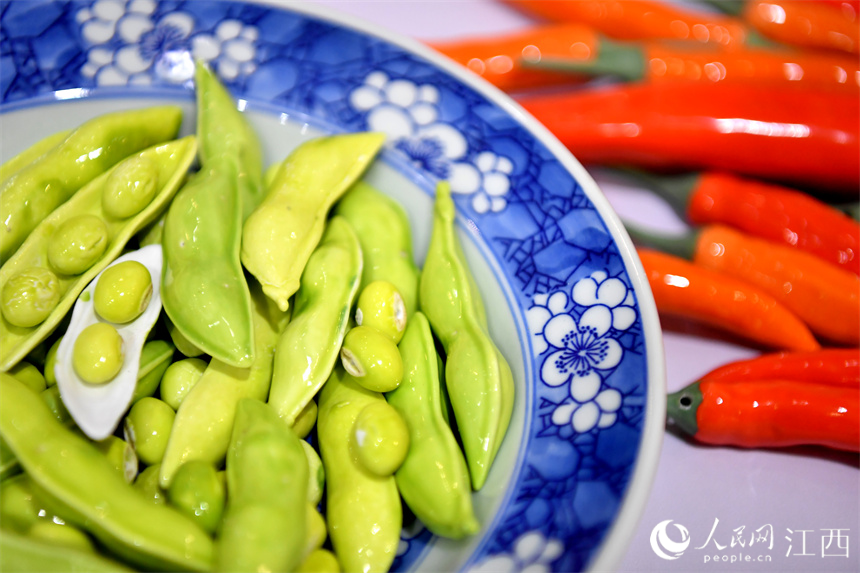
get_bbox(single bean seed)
[94,260,153,324]
[340,326,403,392]
[300,440,325,506]
[44,336,62,386]
[351,400,410,477]
[102,155,159,219]
[93,436,138,483]
[291,399,317,439]
[133,464,166,506]
[355,280,407,343]
[72,322,124,385]
[124,397,175,466]
[46,215,109,276]
[296,549,341,573]
[1,267,61,328]
[159,358,207,410]
[8,362,46,393]
[167,460,225,535]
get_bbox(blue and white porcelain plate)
[0,1,665,571]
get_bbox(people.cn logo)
[650,520,691,560]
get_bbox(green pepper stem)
[623,221,699,261]
[698,0,745,16]
[521,35,645,81]
[666,381,702,438]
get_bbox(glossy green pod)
[0,136,197,372]
[216,398,308,573]
[159,279,289,488]
[0,129,70,183]
[334,181,420,317]
[0,374,213,572]
[267,217,362,427]
[317,366,401,573]
[0,532,135,573]
[418,181,514,491]
[161,162,254,368]
[388,312,479,538]
[0,106,183,262]
[241,132,384,312]
[195,63,264,221]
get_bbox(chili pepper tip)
[666,381,702,438]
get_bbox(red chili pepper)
[638,249,820,351]
[428,23,599,92]
[744,0,859,55]
[503,0,750,48]
[628,224,860,346]
[516,82,860,194]
[667,378,860,452]
[701,348,860,387]
[525,36,860,93]
[625,170,860,275]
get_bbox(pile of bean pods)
[0,62,516,572]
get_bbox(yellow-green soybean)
[355,280,407,343]
[46,215,109,276]
[296,549,341,573]
[133,463,166,506]
[94,260,153,324]
[1,267,61,328]
[43,337,62,386]
[167,460,225,535]
[351,400,410,477]
[102,155,159,219]
[72,322,124,385]
[92,435,138,484]
[292,399,318,439]
[159,358,207,410]
[8,362,46,393]
[300,440,325,506]
[340,326,403,393]
[124,397,175,466]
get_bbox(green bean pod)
[0,532,135,573]
[159,279,289,488]
[241,132,384,312]
[418,181,514,491]
[267,216,362,427]
[334,181,420,317]
[216,398,308,573]
[0,136,197,372]
[0,129,70,182]
[131,339,175,403]
[388,311,479,538]
[161,161,254,368]
[317,366,401,573]
[0,106,183,262]
[194,63,264,221]
[0,374,213,571]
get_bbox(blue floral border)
[0,1,651,571]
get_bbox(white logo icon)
[650,520,691,560]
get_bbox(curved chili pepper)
[526,36,860,93]
[627,224,860,346]
[667,378,860,452]
[701,348,860,387]
[624,170,860,276]
[502,0,750,48]
[637,249,820,351]
[743,0,858,55]
[428,23,598,92]
[516,82,860,194]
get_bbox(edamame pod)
[334,181,420,317]
[241,132,384,312]
[0,106,182,262]
[0,129,70,182]
[388,312,479,538]
[161,162,254,367]
[0,136,197,372]
[0,531,135,573]
[216,398,308,573]
[159,278,289,488]
[317,366,401,573]
[0,374,213,572]
[419,182,514,491]
[268,217,362,426]
[195,63,264,221]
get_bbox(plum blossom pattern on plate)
[0,2,655,572]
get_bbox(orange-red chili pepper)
[516,82,860,194]
[638,249,820,351]
[743,0,859,55]
[629,224,860,346]
[503,0,749,48]
[428,23,599,92]
[667,378,860,452]
[526,36,860,92]
[701,348,860,387]
[627,170,860,276]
